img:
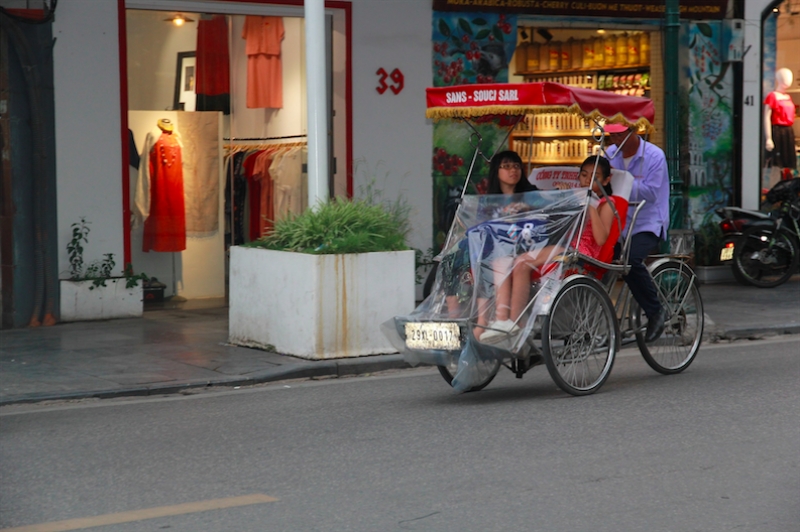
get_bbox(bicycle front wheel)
[437,354,500,392]
[635,261,703,374]
[733,226,798,288]
[542,277,619,396]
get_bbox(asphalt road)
[1,336,799,532]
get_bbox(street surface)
[1,336,799,531]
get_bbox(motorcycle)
[716,178,800,288]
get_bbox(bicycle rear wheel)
[542,277,619,396]
[732,226,798,288]
[635,261,703,374]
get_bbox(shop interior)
[125,7,346,310]
[509,22,662,167]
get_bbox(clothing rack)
[223,134,307,141]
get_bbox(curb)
[0,355,416,407]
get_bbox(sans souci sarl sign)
[432,0,727,20]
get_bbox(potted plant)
[228,197,416,360]
[692,218,734,284]
[60,218,147,322]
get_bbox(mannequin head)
[775,68,793,92]
[157,118,174,133]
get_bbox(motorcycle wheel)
[732,226,799,288]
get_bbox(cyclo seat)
[533,169,634,280]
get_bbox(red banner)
[431,0,727,20]
[426,82,655,128]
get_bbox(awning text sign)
[432,0,727,20]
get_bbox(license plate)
[720,246,734,261]
[405,322,461,350]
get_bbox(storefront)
[760,0,800,191]
[429,0,732,246]
[123,3,349,306]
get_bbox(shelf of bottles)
[512,114,602,165]
[514,30,651,97]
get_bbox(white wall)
[742,0,775,210]
[127,9,197,111]
[350,0,433,260]
[53,0,125,277]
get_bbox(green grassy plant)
[248,197,410,255]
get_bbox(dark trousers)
[623,232,662,319]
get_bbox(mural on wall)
[431,11,517,249]
[679,21,734,232]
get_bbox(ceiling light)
[597,29,606,34]
[164,13,195,26]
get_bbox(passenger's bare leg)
[473,297,491,339]
[493,257,513,322]
[510,261,534,322]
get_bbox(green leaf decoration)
[475,29,490,40]
[462,69,476,77]
[689,35,697,49]
[458,18,473,35]
[472,18,487,25]
[697,23,713,38]
[439,19,451,38]
[492,26,504,42]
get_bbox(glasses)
[499,163,522,170]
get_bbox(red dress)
[143,132,186,252]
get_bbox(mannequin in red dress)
[764,68,797,181]
[142,119,187,252]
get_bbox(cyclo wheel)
[635,260,703,374]
[732,226,799,288]
[437,353,500,392]
[542,276,619,396]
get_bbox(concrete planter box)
[229,247,415,359]
[60,279,143,322]
[695,265,735,284]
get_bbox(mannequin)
[157,118,174,133]
[764,68,797,180]
[136,118,186,252]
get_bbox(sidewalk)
[1,278,798,406]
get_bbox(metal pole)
[664,0,682,230]
[305,0,329,208]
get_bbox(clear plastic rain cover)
[383,188,589,392]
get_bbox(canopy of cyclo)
[425,81,655,133]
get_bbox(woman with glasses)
[440,151,537,329]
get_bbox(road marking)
[1,494,279,532]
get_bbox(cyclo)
[383,82,703,396]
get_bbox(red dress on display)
[242,16,284,109]
[143,132,187,252]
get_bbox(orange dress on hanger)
[242,16,284,109]
[143,132,187,252]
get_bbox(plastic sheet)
[384,188,589,391]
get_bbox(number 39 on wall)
[376,68,404,95]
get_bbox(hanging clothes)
[224,151,248,246]
[141,131,187,252]
[271,145,305,221]
[252,149,276,236]
[196,14,231,114]
[242,16,284,109]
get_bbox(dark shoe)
[645,309,666,343]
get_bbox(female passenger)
[480,155,616,343]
